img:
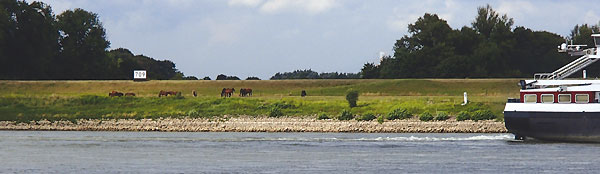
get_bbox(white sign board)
[133,70,147,80]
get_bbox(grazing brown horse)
[109,91,124,97]
[221,88,235,97]
[124,93,136,97]
[301,90,307,97]
[159,90,179,97]
[192,90,197,97]
[240,88,252,97]
[166,91,178,96]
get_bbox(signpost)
[133,70,147,81]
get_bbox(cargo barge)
[504,34,600,142]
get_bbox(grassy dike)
[0,79,520,123]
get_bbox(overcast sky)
[39,0,600,79]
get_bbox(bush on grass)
[338,110,354,120]
[269,107,283,117]
[386,108,411,120]
[317,113,330,120]
[419,112,434,121]
[456,111,471,121]
[471,110,496,121]
[434,111,450,121]
[356,113,376,121]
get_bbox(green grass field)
[0,79,521,122]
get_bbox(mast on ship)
[521,34,600,89]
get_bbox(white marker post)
[462,92,468,105]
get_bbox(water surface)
[1,131,599,173]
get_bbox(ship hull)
[504,111,600,142]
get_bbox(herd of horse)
[108,91,135,97]
[221,88,252,97]
[108,88,254,98]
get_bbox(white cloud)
[584,10,600,26]
[227,0,337,15]
[497,1,536,22]
[261,0,336,14]
[203,18,246,45]
[386,0,469,33]
[228,0,263,7]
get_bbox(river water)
[1,131,599,173]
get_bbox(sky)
[38,0,600,79]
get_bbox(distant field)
[0,79,521,122]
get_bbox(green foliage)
[356,113,376,121]
[419,112,434,121]
[456,111,471,121]
[0,1,189,80]
[386,108,411,120]
[346,90,359,108]
[471,110,496,121]
[0,79,505,122]
[246,77,261,80]
[377,115,384,124]
[360,5,570,79]
[270,69,360,79]
[338,110,354,121]
[434,111,450,121]
[216,74,240,80]
[187,109,200,117]
[317,113,330,120]
[268,106,283,117]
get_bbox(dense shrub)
[317,113,330,120]
[386,108,411,120]
[356,113,376,121]
[269,107,283,117]
[346,90,359,108]
[271,101,295,109]
[434,111,450,121]
[471,110,496,121]
[419,112,434,121]
[377,116,384,124]
[338,110,354,120]
[187,109,200,117]
[456,111,471,121]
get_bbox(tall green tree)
[0,0,59,79]
[57,8,110,79]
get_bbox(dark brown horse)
[159,90,179,97]
[221,88,235,97]
[192,90,197,97]
[159,90,168,97]
[240,88,252,97]
[109,91,124,97]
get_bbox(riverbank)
[0,117,507,133]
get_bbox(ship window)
[575,94,589,103]
[541,94,554,103]
[558,94,571,103]
[524,94,537,103]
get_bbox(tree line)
[360,5,600,79]
[0,0,192,80]
[270,69,360,80]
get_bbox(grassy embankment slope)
[0,79,520,122]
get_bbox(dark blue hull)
[504,111,600,142]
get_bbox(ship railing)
[534,73,554,80]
